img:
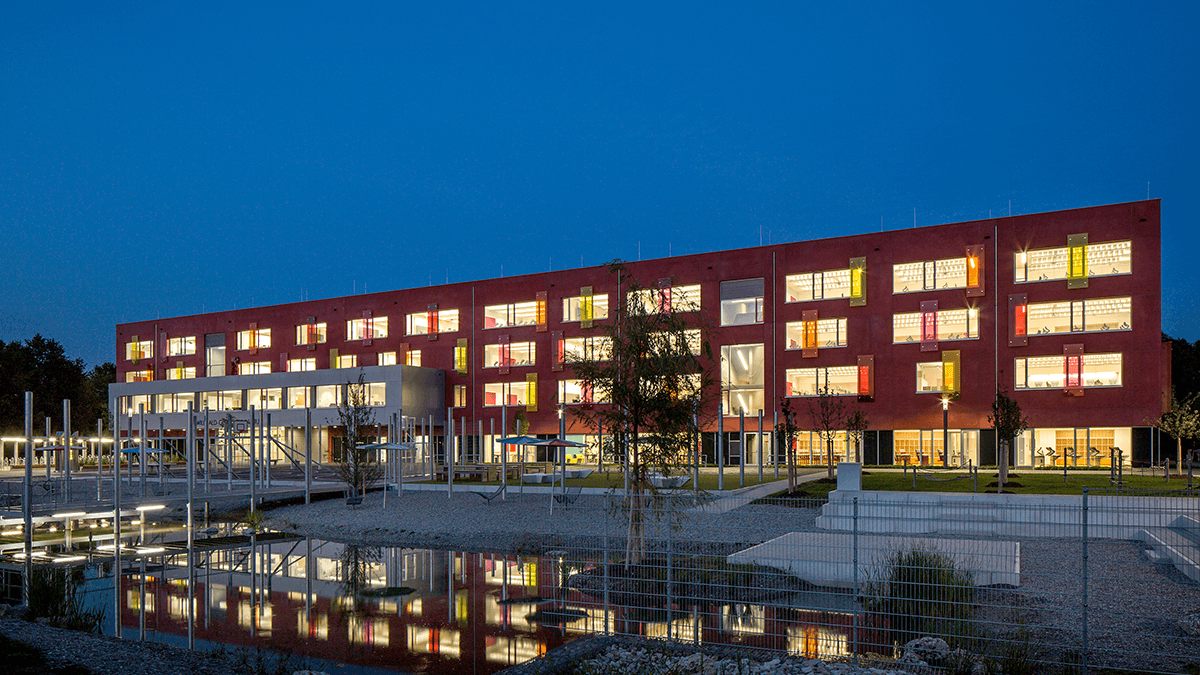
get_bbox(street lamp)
[941,396,950,467]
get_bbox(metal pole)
[773,409,779,479]
[186,402,195,650]
[717,402,724,491]
[45,416,52,481]
[158,416,164,491]
[501,406,508,499]
[113,402,122,638]
[23,392,32,608]
[447,409,454,497]
[1082,486,1090,673]
[266,413,272,490]
[304,407,312,505]
[692,405,700,489]
[249,406,257,512]
[739,408,745,487]
[853,495,860,669]
[943,400,949,467]
[138,405,146,497]
[204,408,210,494]
[63,399,71,501]
[97,418,104,502]
[757,408,764,483]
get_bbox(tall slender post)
[249,406,257,512]
[158,416,164,490]
[757,408,764,483]
[1082,486,1090,673]
[97,418,104,501]
[112,403,122,637]
[138,405,146,497]
[738,408,746,487]
[186,403,195,650]
[23,393,33,608]
[717,402,724,491]
[204,409,211,494]
[447,410,454,497]
[559,403,566,501]
[692,404,700,489]
[265,413,272,490]
[942,397,950,467]
[304,407,312,505]
[45,416,52,481]
[63,399,71,500]
[773,409,780,479]
[501,407,508,499]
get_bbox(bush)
[868,548,976,644]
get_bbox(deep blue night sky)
[1,2,1195,367]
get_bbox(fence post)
[853,495,859,669]
[602,491,610,636]
[1082,486,1090,675]
[666,499,673,641]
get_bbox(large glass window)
[721,344,764,415]
[346,317,388,341]
[125,369,153,383]
[893,309,978,343]
[483,301,539,329]
[784,269,852,302]
[1015,353,1123,389]
[785,318,847,350]
[406,309,459,335]
[483,341,536,368]
[562,294,609,322]
[288,358,316,372]
[630,283,702,314]
[720,278,764,326]
[784,366,857,397]
[563,336,612,362]
[557,379,609,404]
[315,385,342,408]
[405,350,422,367]
[892,258,968,294]
[253,388,285,410]
[296,322,327,345]
[378,351,397,366]
[288,387,311,408]
[483,381,534,407]
[239,361,271,375]
[204,333,225,377]
[1026,296,1132,336]
[155,393,193,414]
[125,339,154,361]
[166,336,196,357]
[915,362,946,392]
[1014,240,1132,283]
[236,328,271,351]
[336,354,358,369]
[165,366,196,380]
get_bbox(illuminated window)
[336,354,358,369]
[1014,240,1131,283]
[454,338,468,374]
[483,301,539,329]
[915,362,946,393]
[892,257,968,294]
[236,328,271,350]
[288,358,316,372]
[785,318,847,350]
[651,329,702,355]
[785,268,853,302]
[378,351,397,366]
[405,350,422,367]
[166,336,196,357]
[720,278,764,326]
[288,387,311,408]
[315,385,341,408]
[204,333,225,377]
[484,341,536,368]
[346,317,388,341]
[363,383,386,406]
[483,381,534,407]
[563,336,612,362]
[721,343,764,415]
[125,339,154,361]
[1015,353,1123,389]
[406,309,459,335]
[893,309,978,343]
[562,293,609,322]
[125,369,153,383]
[558,379,608,404]
[453,385,467,408]
[166,366,196,380]
[296,322,327,345]
[239,361,271,375]
[914,352,961,393]
[783,366,858,397]
[629,283,701,314]
[1025,297,1132,336]
[253,388,284,410]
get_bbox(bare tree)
[334,372,381,497]
[845,409,869,463]
[988,388,1028,492]
[807,384,847,479]
[775,397,801,493]
[1157,388,1200,471]
[570,262,716,565]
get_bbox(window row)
[1015,353,1123,389]
[1015,240,1131,284]
[1014,296,1131,338]
[120,382,386,414]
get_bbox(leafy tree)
[0,335,113,436]
[1157,387,1200,469]
[806,384,847,479]
[775,398,801,492]
[845,409,870,463]
[988,388,1028,491]
[569,262,715,565]
[334,373,381,497]
[1164,333,1200,404]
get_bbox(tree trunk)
[998,440,1009,493]
[1179,437,1184,469]
[787,441,796,493]
[826,437,834,479]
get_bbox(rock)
[1179,609,1200,636]
[903,636,950,665]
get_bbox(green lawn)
[861,470,1192,494]
[412,468,800,491]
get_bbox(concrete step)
[1139,527,1200,583]
[1169,514,1200,535]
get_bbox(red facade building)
[113,199,1167,467]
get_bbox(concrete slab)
[727,531,1021,588]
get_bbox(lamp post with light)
[941,396,950,467]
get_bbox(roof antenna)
[1147,181,1150,199]
[913,208,916,228]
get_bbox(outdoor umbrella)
[496,436,541,496]
[531,437,588,512]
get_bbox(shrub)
[868,547,976,644]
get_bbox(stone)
[903,636,950,665]
[1179,609,1200,637]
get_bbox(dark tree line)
[1166,333,1200,404]
[0,335,115,436]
